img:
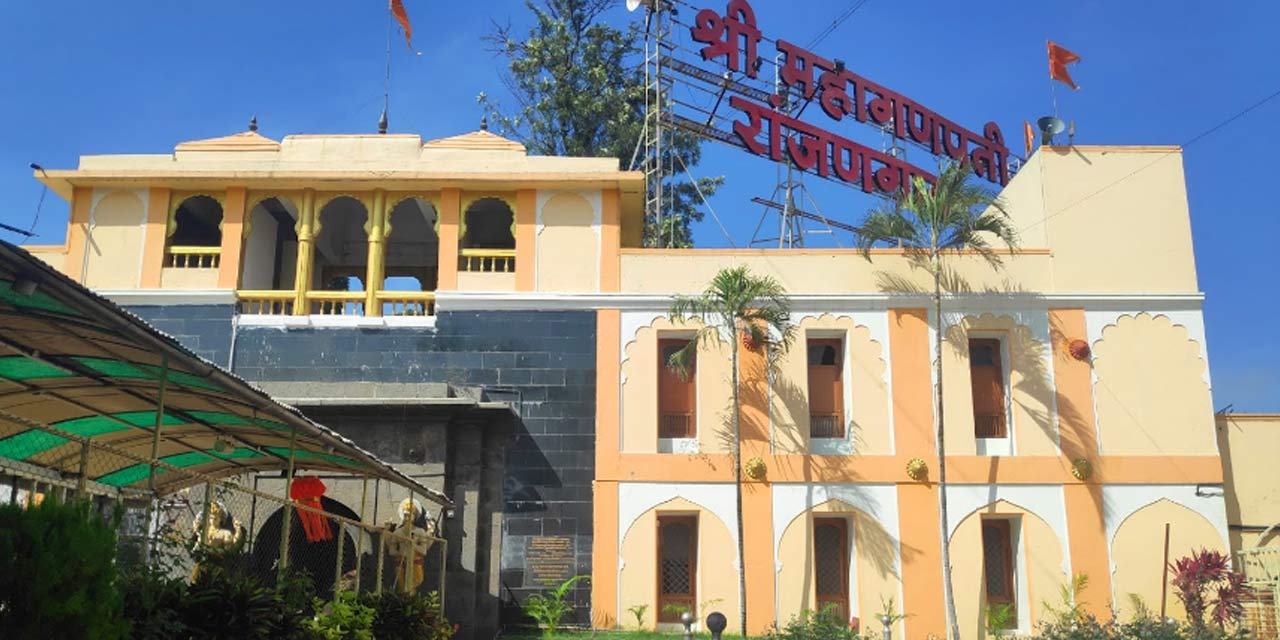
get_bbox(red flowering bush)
[1169,549,1246,630]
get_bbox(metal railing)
[660,413,694,439]
[0,408,447,601]
[306,291,366,316]
[810,413,843,439]
[375,291,436,317]
[236,290,296,315]
[458,248,516,273]
[974,412,1008,438]
[166,246,221,269]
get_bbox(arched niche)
[85,190,146,289]
[241,195,299,290]
[618,496,741,630]
[313,195,369,291]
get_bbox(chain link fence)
[0,410,447,601]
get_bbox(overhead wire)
[805,0,872,50]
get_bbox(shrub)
[763,604,868,640]
[522,574,588,637]
[307,591,375,640]
[364,590,455,640]
[1170,549,1246,630]
[184,570,280,639]
[0,497,127,639]
[119,569,191,639]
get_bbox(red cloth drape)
[290,476,332,543]
[1048,41,1082,90]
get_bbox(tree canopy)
[479,0,722,247]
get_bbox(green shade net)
[0,356,72,381]
[0,280,81,316]
[73,357,223,392]
[96,447,265,487]
[0,410,183,461]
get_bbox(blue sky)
[1,1,1277,411]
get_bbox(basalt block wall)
[228,310,599,626]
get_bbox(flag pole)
[382,1,393,133]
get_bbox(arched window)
[167,195,223,268]
[460,197,515,272]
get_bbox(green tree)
[668,266,795,638]
[854,161,1018,640]
[479,0,722,247]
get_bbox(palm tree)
[667,266,795,638]
[855,161,1018,640]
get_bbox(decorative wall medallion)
[1068,339,1092,361]
[906,457,929,481]
[744,456,767,480]
[1071,458,1093,481]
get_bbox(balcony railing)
[236,290,295,315]
[305,291,365,316]
[975,412,1008,438]
[1239,545,1280,586]
[376,291,436,317]
[459,248,516,273]
[810,413,844,439]
[659,413,694,439]
[166,246,221,269]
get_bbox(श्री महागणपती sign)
[688,0,1010,195]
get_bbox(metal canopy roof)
[0,240,449,505]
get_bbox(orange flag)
[1023,120,1034,156]
[1047,41,1081,90]
[391,0,413,50]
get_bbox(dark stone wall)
[124,304,234,366]
[232,310,598,626]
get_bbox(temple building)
[19,127,1258,638]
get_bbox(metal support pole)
[143,354,169,561]
[439,538,447,603]
[354,475,369,593]
[76,439,90,499]
[333,521,345,595]
[1160,522,1172,619]
[199,482,214,554]
[278,427,299,583]
[375,533,386,594]
[403,490,416,593]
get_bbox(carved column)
[365,190,388,317]
[292,190,317,315]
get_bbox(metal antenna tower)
[748,59,843,249]
[628,0,678,247]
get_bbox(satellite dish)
[1036,116,1067,146]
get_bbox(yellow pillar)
[292,190,317,315]
[365,190,388,316]
[140,187,170,288]
[63,187,93,284]
[515,189,536,291]
[217,187,247,289]
[436,188,461,291]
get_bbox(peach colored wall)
[84,190,146,289]
[22,245,66,269]
[456,271,516,292]
[1111,499,1227,621]
[617,497,741,630]
[950,500,1067,639]
[1092,313,1216,456]
[1216,414,1280,552]
[1037,148,1198,294]
[536,192,598,292]
[159,267,219,289]
[775,500,903,636]
[772,315,891,455]
[941,314,1057,456]
[620,251,1055,296]
[620,317,733,454]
